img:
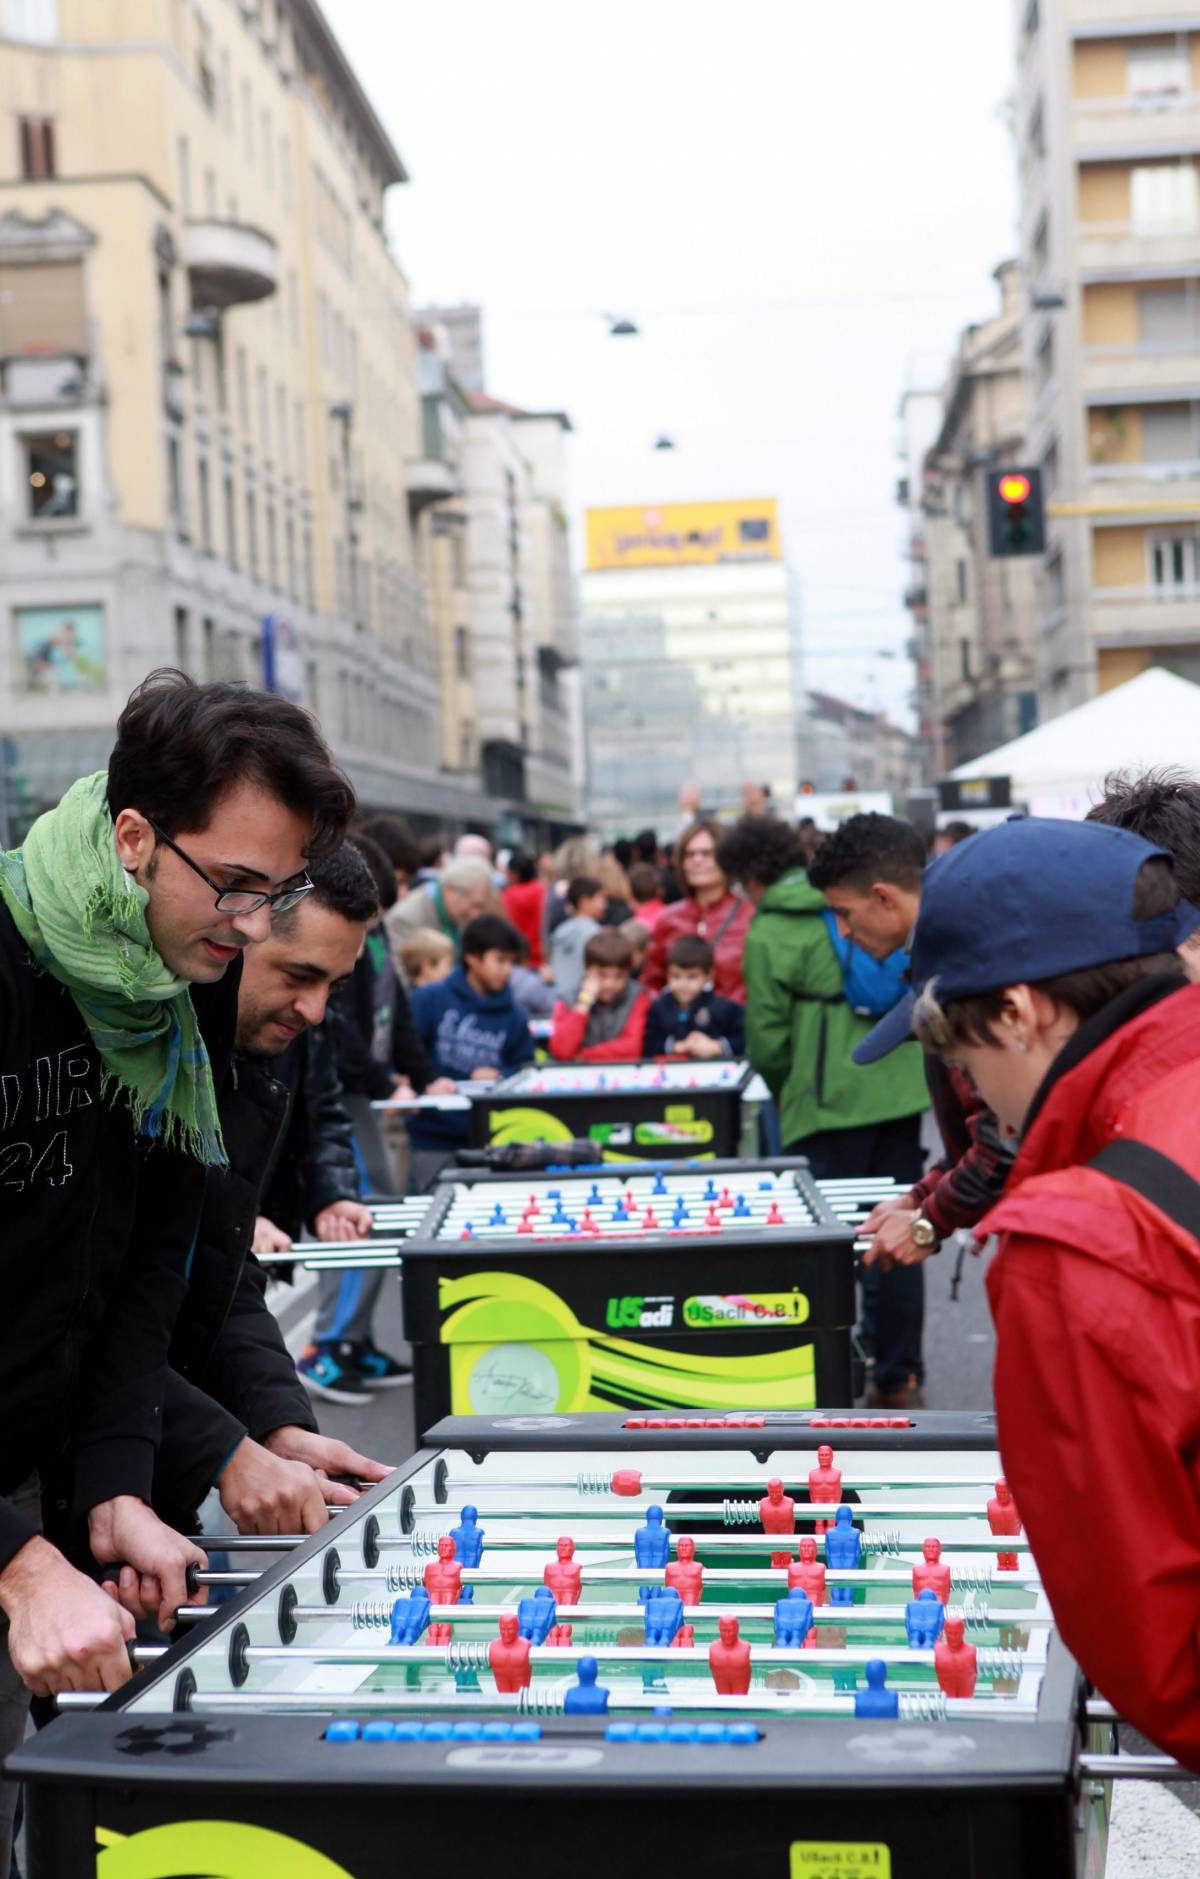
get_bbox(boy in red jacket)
[550,928,650,1063]
[857,816,1200,1771]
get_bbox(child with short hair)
[398,926,455,989]
[407,913,534,1186]
[644,934,746,1059]
[619,918,651,979]
[550,874,607,1005]
[549,928,651,1062]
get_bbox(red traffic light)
[997,473,1031,505]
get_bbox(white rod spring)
[577,1472,611,1497]
[407,1530,443,1559]
[518,1684,567,1717]
[722,1500,761,1527]
[950,1562,993,1594]
[351,1599,395,1632]
[977,1649,1025,1682]
[383,1562,426,1593]
[868,1527,903,1558]
[900,1690,949,1722]
[444,1640,492,1672]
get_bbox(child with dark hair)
[860,815,1200,1771]
[502,848,547,967]
[644,934,746,1059]
[406,914,534,1186]
[549,928,651,1062]
[550,875,606,1005]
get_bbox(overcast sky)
[324,0,1019,724]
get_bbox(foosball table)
[12,1412,1120,1878]
[472,1059,754,1161]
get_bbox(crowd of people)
[6,678,1200,1865]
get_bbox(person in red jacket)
[501,849,547,969]
[642,818,752,1003]
[858,814,1200,1771]
[550,928,650,1063]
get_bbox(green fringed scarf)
[0,772,226,1165]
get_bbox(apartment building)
[0,0,468,827]
[911,263,1039,771]
[410,310,584,845]
[1017,0,1200,714]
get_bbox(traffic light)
[986,466,1045,558]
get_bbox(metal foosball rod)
[400,1498,1027,1526]
[335,1562,1042,1594]
[440,1469,1011,1496]
[201,1639,1028,1678]
[1079,1752,1190,1782]
[179,1686,1038,1723]
[404,1526,1034,1557]
[288,1598,1050,1633]
[256,1239,407,1269]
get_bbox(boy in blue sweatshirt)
[407,913,534,1187]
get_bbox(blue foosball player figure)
[905,1587,946,1649]
[564,1655,610,1715]
[773,1586,814,1648]
[634,1505,671,1569]
[854,1659,899,1719]
[518,1586,558,1644]
[450,1505,485,1568]
[824,1505,862,1606]
[389,1588,431,1645]
[644,1588,684,1647]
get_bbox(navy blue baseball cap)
[852,816,1200,1066]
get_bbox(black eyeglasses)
[148,820,312,915]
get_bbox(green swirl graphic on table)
[439,1271,815,1412]
[95,1820,354,1877]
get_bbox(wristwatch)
[909,1213,938,1252]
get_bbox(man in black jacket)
[0,672,353,1868]
[153,845,391,1533]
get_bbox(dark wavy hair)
[108,669,354,856]
[715,816,807,892]
[1087,768,1200,905]
[806,812,926,895]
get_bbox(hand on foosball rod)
[264,1426,391,1506]
[0,1536,136,1697]
[252,1214,293,1256]
[859,1208,935,1270]
[88,1496,209,1632]
[313,1200,373,1241]
[217,1436,332,1533]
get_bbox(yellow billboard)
[586,498,781,571]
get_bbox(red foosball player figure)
[664,1535,705,1605]
[987,1479,1022,1571]
[760,1476,796,1566]
[423,1535,463,1605]
[547,1624,573,1647]
[428,1623,453,1645]
[787,1534,827,1605]
[912,1537,951,1604]
[543,1536,583,1604]
[708,1614,752,1695]
[934,1614,977,1697]
[672,1624,695,1648]
[808,1444,842,1533]
[489,1612,532,1692]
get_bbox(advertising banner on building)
[586,499,781,571]
[17,603,105,692]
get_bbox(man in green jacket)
[716,816,929,1407]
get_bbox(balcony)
[182,219,278,310]
[1090,584,1200,647]
[405,456,460,514]
[1073,91,1200,161]
[1081,343,1200,397]
[1078,219,1200,278]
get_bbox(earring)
[1015,1037,1030,1054]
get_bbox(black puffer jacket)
[152,1024,360,1525]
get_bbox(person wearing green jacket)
[715,816,929,1408]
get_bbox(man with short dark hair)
[0,671,353,1865]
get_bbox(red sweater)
[549,992,650,1063]
[641,892,753,1003]
[981,978,1200,1772]
[502,879,547,968]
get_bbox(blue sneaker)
[347,1339,412,1389]
[297,1343,372,1405]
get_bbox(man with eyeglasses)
[0,671,353,1871]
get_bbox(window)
[177,136,191,217]
[276,385,288,467]
[167,436,184,533]
[202,616,215,681]
[1141,401,1196,463]
[1035,327,1055,391]
[197,454,212,550]
[204,168,217,217]
[1132,162,1198,233]
[2,0,57,39]
[1128,40,1189,100]
[246,489,258,578]
[454,625,470,678]
[174,606,189,671]
[223,472,237,568]
[302,523,314,607]
[265,501,278,587]
[241,82,254,164]
[257,365,270,453]
[23,430,77,518]
[1150,532,1200,591]
[294,400,307,479]
[956,559,969,605]
[219,49,232,131]
[1137,282,1198,345]
[235,347,249,428]
[18,117,54,180]
[280,136,292,211]
[285,512,297,598]
[287,269,299,343]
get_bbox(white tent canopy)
[948,667,1200,819]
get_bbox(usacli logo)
[605,1294,675,1330]
[683,1291,810,1329]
